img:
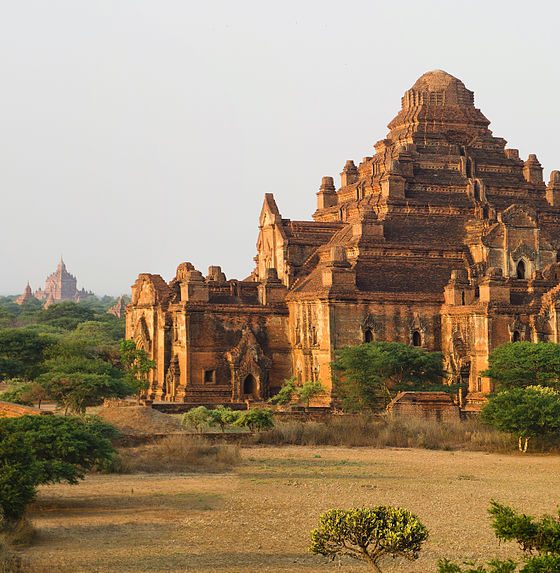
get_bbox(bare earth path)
[26,447,560,573]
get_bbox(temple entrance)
[516,260,526,279]
[412,331,422,347]
[242,374,258,399]
[512,330,521,342]
[364,329,373,343]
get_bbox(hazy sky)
[1,0,560,296]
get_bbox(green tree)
[36,302,96,330]
[0,415,117,524]
[207,406,241,432]
[0,329,55,380]
[309,506,428,573]
[39,355,134,414]
[269,377,298,406]
[481,386,560,452]
[437,501,560,572]
[0,381,48,408]
[298,380,327,408]
[181,406,212,432]
[234,408,274,432]
[332,342,444,412]
[119,340,155,399]
[483,342,560,391]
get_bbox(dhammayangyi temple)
[126,70,560,409]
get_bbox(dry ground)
[24,447,560,573]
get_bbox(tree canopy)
[0,415,117,523]
[483,342,560,391]
[481,386,560,452]
[332,341,444,412]
[310,506,428,572]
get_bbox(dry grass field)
[23,447,560,573]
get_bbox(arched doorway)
[412,331,422,347]
[364,329,373,343]
[512,330,521,342]
[242,374,258,399]
[516,260,526,279]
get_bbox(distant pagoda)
[16,258,94,307]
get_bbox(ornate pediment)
[511,242,536,262]
[133,316,152,352]
[499,204,537,228]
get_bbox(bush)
[0,415,117,523]
[234,408,274,432]
[181,406,212,432]
[113,435,241,473]
[481,386,560,452]
[310,506,428,572]
[437,501,560,572]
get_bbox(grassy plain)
[25,447,560,573]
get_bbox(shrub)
[437,501,560,572]
[181,406,212,432]
[0,415,117,524]
[206,406,241,432]
[481,386,560,452]
[309,506,428,572]
[234,408,274,432]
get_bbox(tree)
[0,329,55,380]
[298,380,327,408]
[437,501,560,572]
[0,415,117,524]
[119,340,156,399]
[207,406,241,432]
[269,377,298,406]
[234,408,274,432]
[0,381,48,408]
[181,406,212,432]
[332,342,444,412]
[309,506,428,573]
[36,302,96,331]
[481,386,560,452]
[39,355,134,414]
[483,342,560,391]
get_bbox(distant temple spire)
[29,259,94,306]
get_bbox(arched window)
[364,329,373,343]
[516,260,526,279]
[466,158,473,178]
[412,331,422,347]
[482,205,489,219]
[461,291,466,305]
[474,286,480,299]
[512,330,521,342]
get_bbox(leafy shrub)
[234,408,274,432]
[0,415,117,524]
[310,506,428,572]
[437,501,560,572]
[481,386,560,452]
[181,406,212,432]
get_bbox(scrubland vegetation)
[2,299,560,571]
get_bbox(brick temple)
[16,258,93,307]
[126,70,560,407]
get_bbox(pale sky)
[1,0,559,296]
